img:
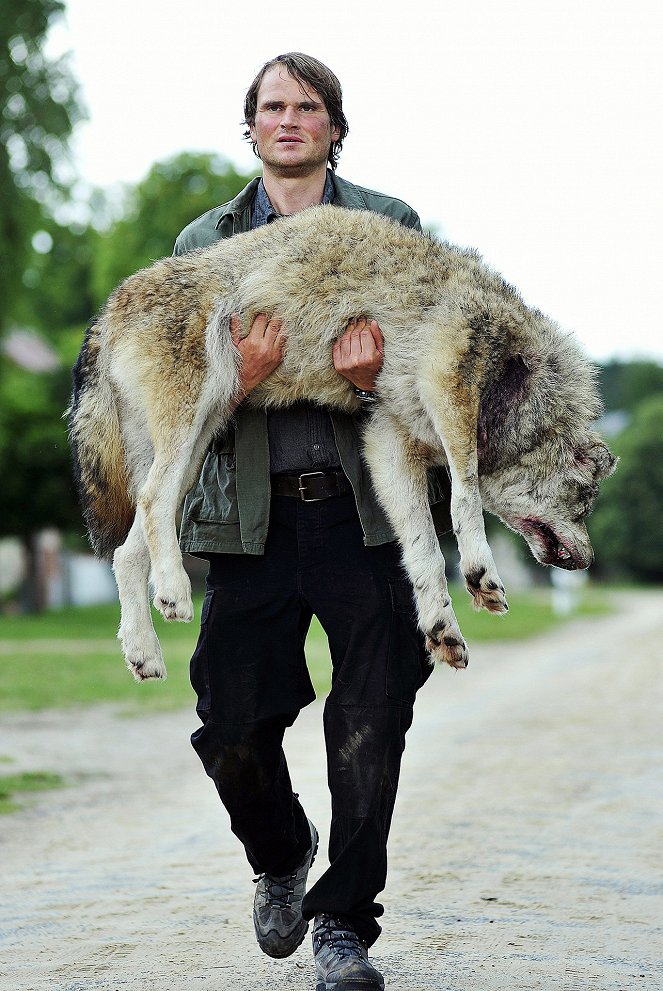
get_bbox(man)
[175,53,440,991]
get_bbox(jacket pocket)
[188,450,239,525]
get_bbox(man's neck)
[261,166,329,216]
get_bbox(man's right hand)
[231,313,286,400]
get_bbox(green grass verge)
[0,770,65,814]
[0,584,610,713]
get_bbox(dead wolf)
[68,205,616,680]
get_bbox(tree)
[0,0,83,332]
[589,395,663,582]
[0,152,257,609]
[0,351,81,609]
[91,153,257,304]
[598,359,663,414]
[16,213,98,338]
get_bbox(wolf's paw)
[127,652,168,682]
[425,620,469,670]
[464,566,509,614]
[153,591,194,622]
[120,636,168,682]
[152,564,193,622]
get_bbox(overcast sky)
[47,0,663,364]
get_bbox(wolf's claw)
[426,622,469,669]
[464,566,508,614]
[152,592,193,622]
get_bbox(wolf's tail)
[67,321,135,559]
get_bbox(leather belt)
[270,470,353,502]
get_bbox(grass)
[0,769,66,814]
[0,584,611,713]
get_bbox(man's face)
[250,66,340,178]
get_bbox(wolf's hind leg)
[136,315,239,622]
[140,401,230,623]
[113,516,166,680]
[364,416,469,669]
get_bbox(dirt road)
[1,591,661,991]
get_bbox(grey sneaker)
[312,914,385,991]
[252,818,319,958]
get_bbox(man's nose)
[280,106,299,127]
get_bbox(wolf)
[68,205,616,681]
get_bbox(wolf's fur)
[68,205,616,680]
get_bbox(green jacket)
[176,174,445,556]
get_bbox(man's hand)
[231,313,286,400]
[333,317,384,391]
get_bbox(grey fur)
[68,205,616,679]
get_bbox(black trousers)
[189,493,432,946]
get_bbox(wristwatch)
[353,387,378,403]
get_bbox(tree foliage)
[589,395,663,582]
[0,0,83,331]
[0,355,80,539]
[17,213,97,338]
[0,153,256,567]
[91,152,257,304]
[598,359,663,414]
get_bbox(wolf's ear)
[576,442,618,480]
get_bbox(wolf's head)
[480,433,617,569]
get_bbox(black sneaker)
[252,818,319,958]
[312,914,385,991]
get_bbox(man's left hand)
[333,317,384,391]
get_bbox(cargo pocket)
[386,578,434,704]
[190,589,215,714]
[194,450,239,525]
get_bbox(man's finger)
[264,317,283,337]
[251,313,271,337]
[367,320,384,354]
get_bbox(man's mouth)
[277,136,304,143]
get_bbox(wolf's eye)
[572,497,593,522]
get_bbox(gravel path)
[1,590,661,991]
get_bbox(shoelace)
[314,916,365,959]
[253,872,298,908]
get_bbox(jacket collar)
[331,173,372,210]
[214,172,369,230]
[214,177,261,229]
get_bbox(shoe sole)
[254,913,309,958]
[315,981,384,991]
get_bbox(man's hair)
[243,52,349,170]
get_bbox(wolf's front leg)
[450,487,509,615]
[363,416,469,669]
[424,392,508,615]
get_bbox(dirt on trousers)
[0,589,661,991]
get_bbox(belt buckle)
[298,471,326,502]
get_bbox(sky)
[46,0,663,364]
